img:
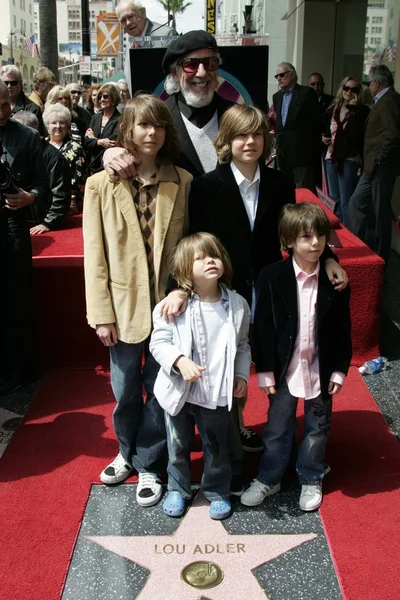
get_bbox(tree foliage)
[157,0,192,30]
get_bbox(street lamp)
[8,29,25,64]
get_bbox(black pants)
[0,210,36,382]
[347,164,397,263]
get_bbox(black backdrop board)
[128,45,269,112]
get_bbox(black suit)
[189,162,296,306]
[11,91,45,136]
[318,92,334,116]
[253,258,352,395]
[165,93,234,179]
[273,84,322,191]
[84,110,120,173]
[347,87,400,262]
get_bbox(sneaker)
[209,498,232,520]
[240,479,281,507]
[100,453,133,485]
[299,483,323,511]
[240,426,264,452]
[136,472,163,507]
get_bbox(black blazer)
[189,162,295,306]
[253,258,352,395]
[84,109,120,173]
[165,93,234,179]
[318,92,334,116]
[273,84,322,169]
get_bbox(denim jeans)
[110,338,167,474]
[325,158,360,225]
[165,403,231,501]
[257,381,332,485]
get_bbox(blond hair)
[171,233,232,293]
[332,75,363,113]
[278,203,330,252]
[46,85,73,112]
[214,104,272,164]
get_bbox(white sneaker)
[299,483,323,511]
[100,452,133,485]
[136,472,163,507]
[240,479,281,507]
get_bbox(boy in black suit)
[242,202,352,511]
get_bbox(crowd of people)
[1,13,399,519]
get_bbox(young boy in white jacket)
[150,232,251,520]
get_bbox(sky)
[143,0,205,33]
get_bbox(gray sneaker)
[240,479,281,506]
[100,452,133,485]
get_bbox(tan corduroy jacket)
[83,163,192,344]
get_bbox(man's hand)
[97,138,116,149]
[103,147,138,181]
[260,386,276,395]
[174,356,206,382]
[30,224,50,235]
[322,135,331,145]
[328,381,342,395]
[3,187,35,210]
[159,290,189,323]
[233,377,247,398]
[325,258,348,291]
[96,323,118,347]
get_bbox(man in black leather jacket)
[0,81,49,393]
[1,65,45,135]
[13,111,71,234]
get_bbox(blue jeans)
[325,158,360,225]
[165,403,231,501]
[110,339,167,474]
[257,382,332,485]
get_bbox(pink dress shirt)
[257,258,345,399]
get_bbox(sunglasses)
[70,90,82,95]
[274,70,291,79]
[98,94,110,100]
[343,85,360,93]
[4,80,20,86]
[178,56,220,73]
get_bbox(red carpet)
[0,367,399,600]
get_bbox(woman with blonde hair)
[45,84,86,144]
[323,75,370,224]
[83,94,192,506]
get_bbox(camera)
[0,141,17,196]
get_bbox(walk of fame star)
[86,492,317,599]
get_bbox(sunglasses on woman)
[178,56,220,73]
[98,94,110,100]
[343,85,360,93]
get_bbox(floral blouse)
[53,137,87,199]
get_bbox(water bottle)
[358,357,389,375]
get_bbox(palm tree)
[157,0,192,31]
[38,0,58,80]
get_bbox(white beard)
[180,84,216,108]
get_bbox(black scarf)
[177,92,219,128]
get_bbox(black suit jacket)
[363,87,400,180]
[189,162,295,306]
[253,258,352,395]
[165,93,234,179]
[318,92,334,116]
[84,110,120,173]
[273,84,322,169]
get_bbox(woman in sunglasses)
[322,75,369,225]
[84,83,121,174]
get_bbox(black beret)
[162,30,218,73]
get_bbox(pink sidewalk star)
[86,492,317,599]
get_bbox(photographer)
[0,80,49,393]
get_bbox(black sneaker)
[240,426,263,452]
[136,472,163,507]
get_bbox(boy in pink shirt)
[241,202,352,511]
